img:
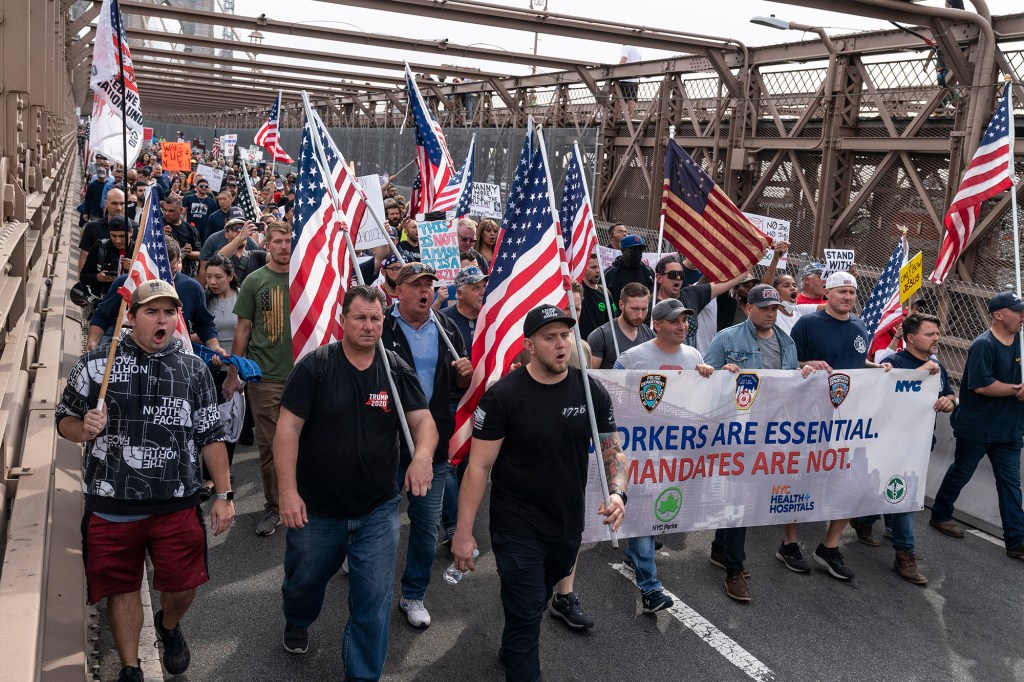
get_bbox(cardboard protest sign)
[354,175,389,250]
[824,248,855,277]
[161,142,192,172]
[418,220,460,284]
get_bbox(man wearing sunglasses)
[183,178,218,244]
[456,218,489,273]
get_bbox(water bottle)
[443,549,480,585]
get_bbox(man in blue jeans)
[849,313,956,584]
[930,291,1024,560]
[274,286,437,678]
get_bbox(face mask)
[622,248,643,267]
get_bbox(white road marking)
[140,565,165,681]
[965,528,1004,547]
[611,562,775,682]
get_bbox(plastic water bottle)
[443,549,480,585]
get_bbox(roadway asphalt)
[95,442,1024,681]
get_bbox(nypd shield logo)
[828,373,851,409]
[734,372,760,411]
[639,374,667,413]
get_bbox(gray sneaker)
[256,510,281,536]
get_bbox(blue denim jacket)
[703,319,799,370]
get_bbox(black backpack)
[313,343,400,384]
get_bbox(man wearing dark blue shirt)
[930,291,1024,560]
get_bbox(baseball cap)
[746,284,792,315]
[107,214,128,231]
[620,234,645,249]
[988,290,1024,313]
[395,262,438,286]
[825,271,857,289]
[799,262,825,280]
[523,304,576,337]
[652,298,694,321]
[129,279,181,309]
[737,272,758,285]
[454,266,488,289]
[224,207,247,228]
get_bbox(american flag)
[408,169,423,217]
[210,136,221,160]
[929,83,1014,284]
[861,238,908,346]
[289,107,365,360]
[254,91,295,164]
[236,163,261,223]
[502,119,534,233]
[560,144,598,282]
[447,136,476,219]
[448,131,567,463]
[661,140,772,281]
[117,187,192,351]
[405,66,455,213]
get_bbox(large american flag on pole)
[929,83,1014,284]
[560,143,599,283]
[448,131,567,463]
[661,140,772,281]
[254,91,295,164]
[861,237,908,346]
[405,65,455,213]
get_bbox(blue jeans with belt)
[281,495,400,681]
[396,460,448,600]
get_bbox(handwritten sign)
[194,164,224,192]
[244,146,264,163]
[824,248,855,277]
[221,134,237,159]
[161,142,192,172]
[419,219,460,284]
[900,251,923,303]
[354,174,389,250]
[744,213,791,268]
[470,183,502,219]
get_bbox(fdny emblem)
[734,372,760,411]
[639,374,667,413]
[828,373,851,409]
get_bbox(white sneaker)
[399,598,431,629]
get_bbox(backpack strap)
[313,344,331,383]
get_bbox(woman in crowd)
[475,218,499,267]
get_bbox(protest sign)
[470,183,502,219]
[418,220,460,284]
[143,127,154,144]
[222,134,237,159]
[900,251,923,303]
[161,142,191,172]
[744,213,791,268]
[824,248,855,277]
[244,146,264,163]
[582,368,937,543]
[353,174,389,250]
[195,164,224,192]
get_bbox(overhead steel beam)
[132,57,382,95]
[135,76,335,103]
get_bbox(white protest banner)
[596,244,660,272]
[744,213,790,268]
[581,368,937,543]
[244,145,264,163]
[418,219,460,284]
[353,174,389,250]
[824,248,855,277]
[195,164,224,192]
[222,134,237,159]
[470,183,502,219]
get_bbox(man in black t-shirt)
[183,178,218,243]
[579,252,616,340]
[275,286,437,676]
[931,292,1024,560]
[452,304,627,682]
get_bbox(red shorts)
[81,507,209,603]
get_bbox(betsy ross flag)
[929,83,1014,284]
[560,143,599,283]
[289,107,365,360]
[436,137,476,215]
[449,132,567,463]
[89,0,144,167]
[117,187,192,351]
[405,66,455,213]
[254,91,295,164]
[861,238,908,346]
[661,140,772,281]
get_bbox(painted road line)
[611,562,775,682]
[140,565,165,681]
[965,528,1004,548]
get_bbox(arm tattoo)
[599,431,628,492]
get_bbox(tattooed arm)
[598,431,627,530]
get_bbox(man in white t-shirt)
[618,45,642,120]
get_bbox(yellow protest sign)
[900,251,923,303]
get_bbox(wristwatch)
[213,490,234,501]
[609,489,628,505]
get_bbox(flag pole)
[1004,77,1023,363]
[650,125,674,329]
[538,126,619,548]
[112,0,129,201]
[300,92,416,455]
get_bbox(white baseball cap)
[825,271,857,289]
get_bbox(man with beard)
[398,218,421,257]
[384,200,404,230]
[587,282,654,369]
[603,234,654,306]
[162,195,201,279]
[607,223,628,251]
[183,177,218,243]
[578,253,615,340]
[372,254,403,308]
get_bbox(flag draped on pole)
[861,238,908,346]
[448,130,567,463]
[560,145,599,283]
[88,0,144,167]
[117,187,192,351]
[405,66,455,213]
[408,170,423,217]
[435,136,475,215]
[289,108,366,360]
[236,163,262,223]
[661,140,772,281]
[254,91,295,164]
[929,83,1014,284]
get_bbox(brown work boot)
[929,518,964,538]
[725,572,751,602]
[849,519,880,547]
[894,549,928,586]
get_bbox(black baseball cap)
[988,291,1024,313]
[523,304,575,337]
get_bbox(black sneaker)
[441,527,456,548]
[641,590,673,613]
[153,610,191,675]
[283,623,309,654]
[118,665,143,682]
[813,543,854,580]
[548,591,594,630]
[775,542,811,573]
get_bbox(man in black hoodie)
[603,234,655,307]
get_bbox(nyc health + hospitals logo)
[886,475,907,503]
